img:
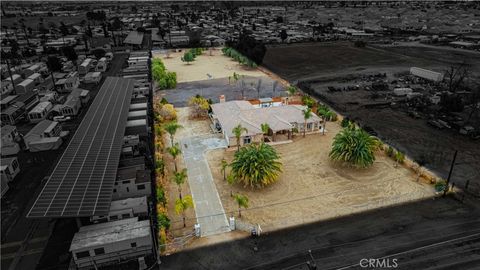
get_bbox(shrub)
[395,151,405,164]
[156,186,167,206]
[434,179,447,192]
[385,146,394,157]
[160,97,169,105]
[341,118,351,128]
[159,227,167,252]
[222,47,258,68]
[159,104,177,120]
[152,58,177,89]
[157,213,171,230]
[330,112,338,122]
[302,95,316,108]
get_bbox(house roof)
[124,31,144,45]
[69,217,150,251]
[211,101,321,137]
[25,120,56,138]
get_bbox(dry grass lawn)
[206,121,435,232]
[153,48,265,83]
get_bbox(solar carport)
[27,77,135,218]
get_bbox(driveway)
[180,134,230,236]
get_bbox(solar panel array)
[28,77,135,218]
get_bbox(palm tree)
[164,121,183,146]
[233,194,249,217]
[173,168,187,199]
[232,124,248,151]
[329,126,379,168]
[302,108,312,137]
[230,143,282,188]
[226,173,236,197]
[317,107,333,135]
[175,195,194,227]
[220,158,228,181]
[167,143,182,172]
[261,123,270,142]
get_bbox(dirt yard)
[153,48,265,83]
[206,121,435,232]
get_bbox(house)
[24,120,63,151]
[410,67,444,82]
[69,218,153,269]
[210,100,322,147]
[78,58,93,75]
[96,57,108,72]
[28,101,53,123]
[27,72,44,85]
[112,164,151,200]
[61,90,82,117]
[0,157,20,183]
[1,125,21,156]
[90,196,148,223]
[83,72,102,84]
[15,79,35,94]
[16,91,40,111]
[1,101,26,126]
[1,80,14,96]
[125,119,148,137]
[56,72,80,93]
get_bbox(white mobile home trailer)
[69,218,153,269]
[90,196,148,223]
[96,57,108,72]
[127,110,147,121]
[15,79,35,94]
[78,58,93,75]
[410,67,444,82]
[28,101,53,123]
[27,73,44,85]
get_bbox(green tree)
[167,143,182,172]
[157,213,171,230]
[302,108,312,138]
[317,106,334,135]
[220,158,228,181]
[329,126,379,168]
[156,187,167,207]
[175,195,194,227]
[232,124,248,151]
[230,143,282,188]
[173,168,187,199]
[181,51,195,64]
[226,173,236,197]
[233,194,249,217]
[163,121,183,146]
[261,123,270,141]
[287,85,297,96]
[155,159,165,177]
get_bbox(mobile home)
[15,79,35,94]
[28,101,53,123]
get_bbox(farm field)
[206,120,434,232]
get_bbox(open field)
[206,120,434,231]
[153,48,265,83]
[262,42,447,81]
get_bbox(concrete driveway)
[180,134,230,236]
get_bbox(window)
[137,184,145,190]
[93,248,105,255]
[126,187,130,192]
[122,180,130,184]
[307,123,313,130]
[131,242,137,248]
[122,213,131,219]
[243,136,252,145]
[109,215,118,220]
[76,251,90,259]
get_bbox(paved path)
[180,134,230,237]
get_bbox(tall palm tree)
[261,123,270,142]
[230,143,282,188]
[317,107,333,135]
[220,158,228,181]
[175,195,194,227]
[232,124,248,151]
[164,121,183,146]
[302,108,312,137]
[167,143,182,172]
[233,194,249,217]
[173,168,187,199]
[329,126,379,168]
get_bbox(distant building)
[410,67,444,82]
[69,218,153,269]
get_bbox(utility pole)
[443,150,457,197]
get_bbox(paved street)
[180,134,230,236]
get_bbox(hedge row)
[152,58,177,89]
[222,47,258,68]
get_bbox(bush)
[222,47,258,68]
[385,146,394,157]
[156,186,167,206]
[159,228,167,252]
[341,118,351,128]
[160,97,169,105]
[157,213,171,230]
[395,151,405,164]
[330,112,338,122]
[152,58,177,89]
[434,179,447,192]
[159,104,177,120]
[302,95,316,108]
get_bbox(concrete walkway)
[180,134,230,237]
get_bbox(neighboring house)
[1,101,26,126]
[1,125,21,156]
[78,58,93,75]
[24,120,63,151]
[69,218,153,269]
[28,101,53,123]
[90,196,149,223]
[210,100,322,147]
[95,57,108,72]
[61,92,82,117]
[56,72,80,93]
[16,91,40,111]
[112,164,151,200]
[27,72,44,85]
[0,156,20,183]
[83,72,102,84]
[125,119,148,137]
[1,80,14,96]
[15,79,35,94]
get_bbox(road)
[160,196,480,270]
[180,134,230,236]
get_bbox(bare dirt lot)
[153,49,265,83]
[263,42,480,194]
[206,121,434,232]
